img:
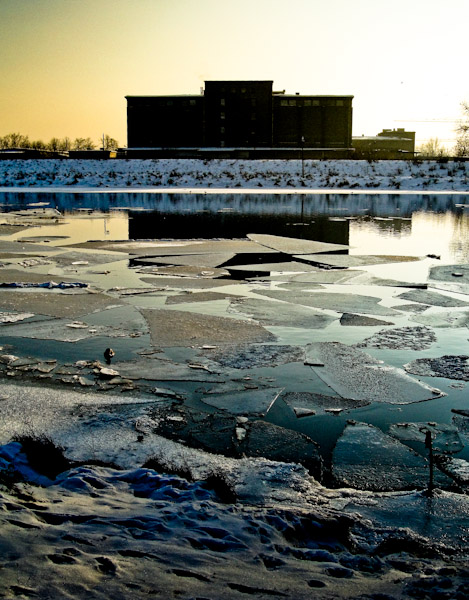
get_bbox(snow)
[1,158,469,191]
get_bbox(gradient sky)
[1,0,468,149]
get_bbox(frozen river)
[0,190,469,491]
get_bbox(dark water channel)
[1,190,469,472]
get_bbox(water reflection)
[0,191,468,261]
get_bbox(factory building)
[126,80,353,157]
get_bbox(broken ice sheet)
[436,457,469,486]
[140,276,237,289]
[0,317,113,342]
[452,412,469,445]
[354,326,437,351]
[132,253,236,268]
[306,342,444,404]
[404,355,469,381]
[165,290,241,305]
[253,289,398,317]
[135,264,229,278]
[397,289,469,307]
[340,313,394,327]
[226,261,322,275]
[140,308,275,347]
[0,312,34,323]
[411,309,469,328]
[388,422,464,454]
[343,489,469,550]
[281,391,369,418]
[429,263,469,283]
[228,297,336,329]
[247,233,349,255]
[200,387,283,416]
[278,270,365,285]
[0,289,119,319]
[205,344,304,369]
[294,254,421,268]
[52,251,128,267]
[115,357,225,383]
[238,420,322,477]
[332,422,450,491]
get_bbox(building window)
[280,99,288,106]
[220,98,225,106]
[251,113,256,121]
[288,99,296,106]
[313,100,320,106]
[220,127,225,134]
[251,98,256,107]
[190,99,196,106]
[336,100,344,106]
[304,100,311,107]
[220,112,225,120]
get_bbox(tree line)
[0,133,119,151]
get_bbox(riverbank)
[1,158,469,191]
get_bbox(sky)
[1,0,468,149]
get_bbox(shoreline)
[2,185,469,195]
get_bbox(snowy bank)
[1,158,469,191]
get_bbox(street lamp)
[301,136,305,178]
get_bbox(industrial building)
[125,80,354,158]
[352,128,416,159]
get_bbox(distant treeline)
[0,133,119,151]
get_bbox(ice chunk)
[140,308,276,347]
[306,342,443,404]
[412,310,469,328]
[340,313,394,327]
[229,297,335,329]
[332,422,447,491]
[206,344,304,369]
[429,264,469,283]
[355,326,436,351]
[405,355,469,381]
[200,387,283,416]
[253,289,398,317]
[436,457,469,485]
[0,312,34,323]
[397,289,469,307]
[295,254,420,268]
[247,233,349,255]
[281,391,369,417]
[389,422,464,454]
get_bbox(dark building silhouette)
[127,95,204,148]
[126,81,353,154]
[273,94,353,148]
[352,128,416,158]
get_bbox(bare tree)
[417,138,448,158]
[455,102,469,157]
[72,137,96,151]
[102,134,119,150]
[0,132,30,149]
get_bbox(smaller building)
[352,128,415,159]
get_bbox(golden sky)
[1,0,468,148]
